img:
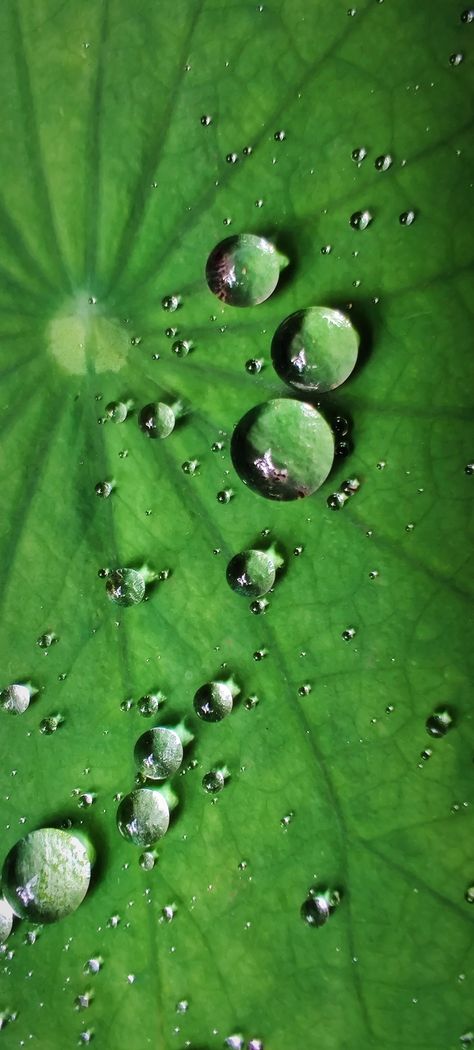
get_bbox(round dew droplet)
[450,51,464,65]
[172,339,191,358]
[231,398,334,501]
[193,681,233,722]
[465,884,474,904]
[202,770,226,793]
[106,400,128,423]
[352,146,367,163]
[139,851,157,871]
[245,358,262,374]
[201,114,212,125]
[138,402,175,439]
[116,789,170,846]
[106,568,146,607]
[226,549,276,597]
[205,233,282,307]
[375,153,392,171]
[271,307,359,393]
[161,294,180,312]
[350,209,372,230]
[95,481,112,498]
[138,694,163,718]
[301,894,330,927]
[134,728,184,780]
[0,899,14,944]
[425,708,454,738]
[0,683,31,715]
[2,828,92,923]
[399,210,416,226]
[461,8,474,22]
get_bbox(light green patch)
[47,295,129,374]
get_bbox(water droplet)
[104,400,128,426]
[321,244,332,255]
[375,153,393,171]
[335,438,352,458]
[181,459,199,475]
[37,631,58,649]
[226,549,276,597]
[2,828,92,923]
[352,146,367,163]
[217,489,233,503]
[245,358,263,374]
[85,957,103,975]
[293,545,304,556]
[116,789,170,846]
[121,698,134,713]
[226,152,239,164]
[39,713,64,734]
[250,598,268,615]
[274,129,286,141]
[301,887,341,927]
[225,1037,244,1050]
[280,811,294,827]
[202,768,228,793]
[341,477,360,494]
[420,748,432,762]
[405,522,415,532]
[327,491,349,510]
[248,1041,264,1050]
[461,8,474,22]
[95,480,113,498]
[161,903,176,922]
[465,462,474,474]
[176,999,189,1013]
[172,339,191,358]
[231,398,334,501]
[425,708,454,738]
[134,728,184,780]
[342,627,356,640]
[193,681,234,722]
[161,294,181,312]
[138,402,175,439]
[253,648,267,661]
[0,683,35,715]
[106,568,146,607]
[298,684,312,696]
[271,307,359,393]
[107,913,120,928]
[350,209,373,230]
[245,694,260,710]
[78,792,96,808]
[139,850,157,870]
[138,693,165,718]
[201,114,212,125]
[205,234,285,307]
[74,991,94,1010]
[79,1028,94,1044]
[118,448,129,458]
[368,569,379,579]
[165,326,178,338]
[399,210,416,225]
[450,51,464,65]
[0,899,14,944]
[465,884,474,903]
[255,198,264,208]
[211,440,224,452]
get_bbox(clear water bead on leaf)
[0,682,34,715]
[138,693,165,718]
[193,681,234,722]
[226,549,276,597]
[271,306,359,393]
[106,568,146,607]
[161,294,180,312]
[202,767,229,793]
[399,210,416,226]
[138,402,175,439]
[301,887,341,927]
[425,708,454,738]
[375,153,392,171]
[352,146,367,163]
[0,898,14,944]
[350,209,372,230]
[95,481,113,498]
[205,233,285,307]
[2,828,92,923]
[231,398,334,501]
[116,789,170,846]
[106,400,129,423]
[461,8,474,21]
[134,728,184,780]
[139,850,157,871]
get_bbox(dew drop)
[202,769,227,793]
[352,146,367,163]
[201,114,212,125]
[121,698,134,713]
[176,999,189,1014]
[134,728,184,780]
[399,210,416,226]
[116,789,170,846]
[85,957,103,975]
[138,693,165,718]
[280,811,294,827]
[375,153,393,171]
[465,885,474,903]
[350,209,372,230]
[2,828,92,923]
[138,402,175,439]
[450,51,464,64]
[461,8,474,21]
[231,398,334,501]
[95,481,113,498]
[181,459,199,475]
[0,683,34,715]
[139,850,157,871]
[327,491,349,510]
[193,681,234,722]
[205,233,284,307]
[226,152,239,164]
[39,713,64,734]
[245,358,263,374]
[253,648,267,661]
[465,462,474,474]
[161,294,181,312]
[172,339,191,358]
[342,627,356,640]
[106,568,146,607]
[298,683,312,696]
[425,708,454,738]
[245,694,260,710]
[250,598,268,614]
[301,887,341,927]
[274,129,286,141]
[248,1041,264,1050]
[320,244,332,255]
[217,489,233,503]
[0,899,14,944]
[104,399,127,421]
[271,306,359,393]
[226,549,276,597]
[37,631,57,649]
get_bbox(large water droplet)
[0,899,14,944]
[138,403,175,439]
[0,683,35,715]
[2,828,92,923]
[231,398,334,500]
[271,307,359,392]
[134,728,184,780]
[226,549,276,597]
[193,681,234,722]
[116,789,170,846]
[106,568,146,607]
[205,234,285,306]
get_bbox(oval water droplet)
[106,568,146,607]
[116,789,170,846]
[226,549,276,597]
[0,899,14,944]
[399,210,416,226]
[139,850,157,871]
[0,683,34,715]
[425,708,454,738]
[350,209,372,230]
[375,153,393,171]
[39,712,63,734]
[193,681,233,722]
[461,8,474,21]
[205,234,284,307]
[161,294,181,312]
[2,828,92,923]
[37,631,57,649]
[138,402,175,439]
[450,51,464,65]
[95,481,113,498]
[138,693,164,718]
[352,146,367,163]
[106,400,129,422]
[202,769,227,793]
[271,307,359,393]
[172,339,191,358]
[301,887,341,927]
[465,884,474,903]
[231,398,334,501]
[134,728,184,781]
[245,358,263,374]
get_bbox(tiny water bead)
[461,8,474,21]
[106,400,130,423]
[139,850,157,871]
[1,682,37,715]
[138,693,165,718]
[205,233,285,307]
[399,210,416,226]
[271,306,359,393]
[231,398,334,501]
[450,51,464,65]
[202,767,229,793]
[116,788,170,846]
[37,631,58,649]
[217,488,233,503]
[161,294,181,312]
[138,402,175,439]
[425,708,454,737]
[226,548,278,597]
[352,146,367,163]
[327,491,349,510]
[301,887,341,928]
[134,728,184,780]
[350,209,372,230]
[172,339,191,358]
[245,358,263,374]
[465,885,474,904]
[193,681,235,722]
[465,462,474,475]
[2,828,93,923]
[39,713,64,734]
[250,598,268,614]
[342,627,356,640]
[375,153,393,171]
[201,114,212,125]
[106,568,146,607]
[95,481,113,498]
[181,459,199,475]
[0,899,14,944]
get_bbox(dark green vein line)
[84,0,111,286]
[0,194,58,296]
[103,0,206,297]
[9,2,72,294]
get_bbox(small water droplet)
[327,491,349,510]
[399,210,416,225]
[298,683,312,696]
[248,1040,264,1050]
[368,569,379,579]
[375,153,393,171]
[217,489,233,503]
[106,568,146,607]
[352,146,367,163]
[450,51,464,65]
[405,522,415,532]
[138,402,175,439]
[39,713,64,734]
[465,884,474,903]
[201,114,212,125]
[161,903,176,922]
[420,748,432,762]
[193,681,234,722]
[225,1036,244,1050]
[425,708,454,738]
[139,850,157,871]
[0,899,14,945]
[271,306,359,393]
[249,598,268,615]
[121,698,134,713]
[107,913,120,928]
[134,728,184,781]
[226,152,239,164]
[85,957,103,975]
[138,693,165,718]
[342,627,356,640]
[461,8,474,22]
[350,209,373,230]
[37,631,58,649]
[74,991,94,1011]
[280,811,294,827]
[161,294,181,312]
[95,480,113,498]
[253,648,267,661]
[202,768,228,793]
[181,459,199,475]
[226,549,276,597]
[321,244,332,255]
[464,462,474,475]
[116,789,170,846]
[176,999,189,1014]
[255,198,264,208]
[274,129,286,141]
[206,233,284,307]
[245,358,263,374]
[172,339,192,358]
[244,694,260,710]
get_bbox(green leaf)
[0,1,473,1048]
